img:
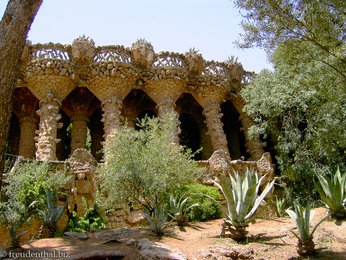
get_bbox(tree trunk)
[0,0,42,190]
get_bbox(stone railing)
[152,52,187,68]
[93,46,132,63]
[21,38,249,85]
[31,43,71,61]
[142,52,188,82]
[241,70,256,85]
[202,61,230,78]
[26,43,74,78]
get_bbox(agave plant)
[0,201,34,248]
[275,196,288,217]
[213,169,275,241]
[143,206,169,236]
[37,190,65,238]
[314,168,346,220]
[168,193,199,227]
[286,202,330,256]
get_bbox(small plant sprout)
[143,206,170,236]
[286,202,330,256]
[168,193,199,227]
[275,196,288,217]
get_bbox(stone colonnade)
[27,89,238,162]
[14,37,265,162]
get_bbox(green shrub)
[67,202,106,233]
[2,160,69,209]
[180,183,222,221]
[99,114,200,213]
[0,160,69,246]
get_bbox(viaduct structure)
[8,36,265,163]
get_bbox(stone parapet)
[19,38,245,105]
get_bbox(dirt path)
[159,208,346,259]
[11,208,346,259]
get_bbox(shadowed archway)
[221,101,248,160]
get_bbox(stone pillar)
[156,98,180,145]
[19,115,38,158]
[35,90,62,161]
[203,103,230,157]
[70,114,88,153]
[239,112,264,161]
[101,96,123,141]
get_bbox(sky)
[0,0,271,72]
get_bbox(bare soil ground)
[9,208,346,259]
[159,208,346,259]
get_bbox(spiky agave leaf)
[143,206,169,236]
[286,203,318,243]
[285,202,330,256]
[214,170,275,232]
[314,168,346,219]
[244,175,275,222]
[168,193,199,226]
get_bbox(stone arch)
[8,113,20,156]
[61,87,101,159]
[221,101,249,159]
[88,108,104,162]
[11,87,39,158]
[179,113,201,160]
[123,89,157,127]
[56,110,71,161]
[176,93,211,160]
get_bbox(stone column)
[239,112,264,160]
[19,115,38,158]
[70,114,89,153]
[35,90,62,161]
[203,103,230,157]
[101,96,123,141]
[156,97,180,145]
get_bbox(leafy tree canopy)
[235,0,345,76]
[99,114,200,212]
[235,0,346,202]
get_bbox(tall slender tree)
[0,0,43,190]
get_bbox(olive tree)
[99,114,200,214]
[234,0,346,203]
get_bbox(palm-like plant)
[286,202,330,256]
[314,168,346,220]
[168,193,199,227]
[214,169,275,241]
